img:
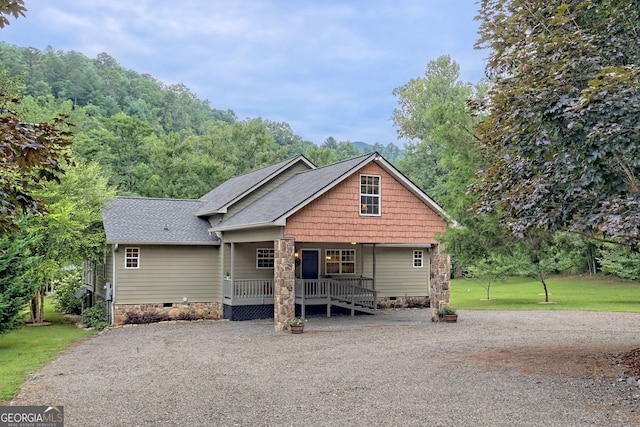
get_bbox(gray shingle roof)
[211,153,376,230]
[102,197,218,245]
[196,155,314,216]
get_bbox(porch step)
[329,299,377,315]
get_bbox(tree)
[443,212,513,299]
[463,255,514,300]
[473,0,640,247]
[304,145,337,167]
[25,160,113,323]
[0,229,40,333]
[510,231,577,304]
[0,71,72,234]
[263,119,314,157]
[104,113,152,194]
[393,55,486,217]
[0,0,26,28]
[599,245,640,280]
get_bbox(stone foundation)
[377,296,430,309]
[113,302,223,325]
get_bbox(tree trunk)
[539,272,549,303]
[29,286,45,323]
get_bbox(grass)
[451,275,640,312]
[0,299,96,402]
[0,276,637,402]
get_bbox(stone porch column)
[274,238,295,331]
[430,244,451,316]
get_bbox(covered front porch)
[220,238,449,330]
[223,276,377,320]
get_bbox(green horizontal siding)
[368,246,431,298]
[115,245,219,304]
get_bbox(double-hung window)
[125,247,140,269]
[325,249,356,274]
[413,250,424,268]
[257,248,275,269]
[360,174,381,216]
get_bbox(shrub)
[599,245,640,280]
[436,306,457,316]
[82,304,108,329]
[175,311,198,321]
[50,270,84,314]
[124,311,170,324]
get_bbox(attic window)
[256,248,275,269]
[125,247,140,269]
[360,174,380,216]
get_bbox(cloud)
[3,0,486,145]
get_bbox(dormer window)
[360,174,380,216]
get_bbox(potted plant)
[287,317,306,334]
[436,306,458,323]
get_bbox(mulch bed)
[454,344,640,379]
[621,348,640,376]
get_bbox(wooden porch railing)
[223,279,274,306]
[223,277,377,317]
[295,278,377,317]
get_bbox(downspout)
[111,244,117,324]
[427,246,432,298]
[372,243,376,291]
[230,242,235,280]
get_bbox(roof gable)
[196,154,315,216]
[211,152,443,231]
[284,160,449,244]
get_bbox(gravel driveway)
[8,310,640,426]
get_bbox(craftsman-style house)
[95,152,453,329]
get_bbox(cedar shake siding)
[284,162,447,243]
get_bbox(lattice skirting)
[223,303,373,321]
[224,304,274,321]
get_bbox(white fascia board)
[107,241,220,246]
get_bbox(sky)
[0,0,486,146]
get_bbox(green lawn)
[0,300,96,402]
[451,275,640,312]
[1,277,637,402]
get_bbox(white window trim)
[413,250,424,268]
[359,174,381,216]
[256,248,275,269]
[124,247,140,269]
[325,249,356,275]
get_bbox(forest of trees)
[1,0,638,331]
[0,42,404,200]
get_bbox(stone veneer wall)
[273,238,295,331]
[113,302,223,325]
[429,244,451,320]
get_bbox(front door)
[301,250,319,280]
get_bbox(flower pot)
[290,324,304,334]
[443,314,458,323]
